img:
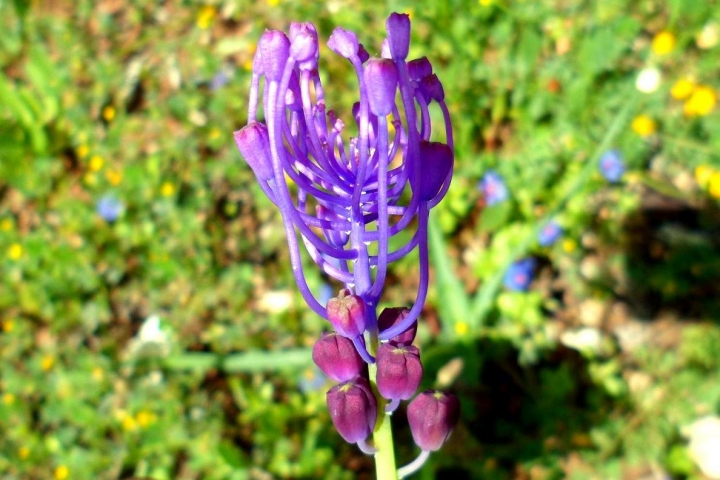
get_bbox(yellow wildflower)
[160,181,175,197]
[196,5,216,29]
[102,105,116,122]
[479,0,493,5]
[709,172,720,199]
[631,115,657,137]
[7,243,23,260]
[670,78,695,100]
[652,31,676,55]
[2,319,14,332]
[0,218,12,231]
[696,165,714,189]
[3,393,15,405]
[89,155,104,172]
[122,414,137,431]
[683,86,717,116]
[41,355,55,371]
[92,367,104,381]
[105,169,123,186]
[136,410,156,428]
[76,144,89,159]
[267,0,280,6]
[454,321,469,336]
[562,238,577,253]
[83,172,97,186]
[54,466,69,480]
[18,446,30,460]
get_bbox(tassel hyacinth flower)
[235,12,457,479]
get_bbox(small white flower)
[683,416,720,479]
[636,66,661,93]
[560,327,603,354]
[697,23,719,50]
[128,315,171,358]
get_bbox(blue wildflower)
[479,170,508,205]
[97,194,123,222]
[210,68,231,91]
[503,258,536,291]
[538,221,563,247]
[599,150,625,183]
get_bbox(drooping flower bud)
[312,332,364,382]
[364,59,399,116]
[386,13,411,60]
[328,27,359,59]
[289,22,318,70]
[407,390,460,451]
[327,377,377,443]
[407,57,433,82]
[234,122,273,181]
[378,307,416,345]
[253,30,290,81]
[420,74,445,102]
[357,43,370,63]
[376,343,422,401]
[414,141,453,201]
[326,289,367,338]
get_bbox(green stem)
[367,331,398,480]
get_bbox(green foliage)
[2,0,720,478]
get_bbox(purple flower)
[407,390,460,452]
[210,69,231,91]
[599,149,625,182]
[376,342,423,403]
[97,194,123,222]
[538,221,563,247]
[378,307,416,345]
[312,332,365,382]
[234,14,453,356]
[327,377,377,445]
[479,170,508,205]
[503,258,536,292]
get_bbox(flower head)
[407,390,460,452]
[503,258,536,292]
[97,194,123,222]
[479,170,508,205]
[599,149,625,183]
[538,221,563,247]
[327,377,377,444]
[235,14,453,350]
[631,115,657,137]
[651,31,676,55]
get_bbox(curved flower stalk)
[235,14,454,353]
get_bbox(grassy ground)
[2,0,720,479]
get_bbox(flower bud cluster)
[314,301,459,456]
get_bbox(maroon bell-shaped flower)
[312,332,364,382]
[327,377,377,444]
[378,307,416,345]
[376,343,422,402]
[326,289,367,339]
[407,390,460,452]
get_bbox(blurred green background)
[2,0,720,478]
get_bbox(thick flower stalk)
[235,14,453,354]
